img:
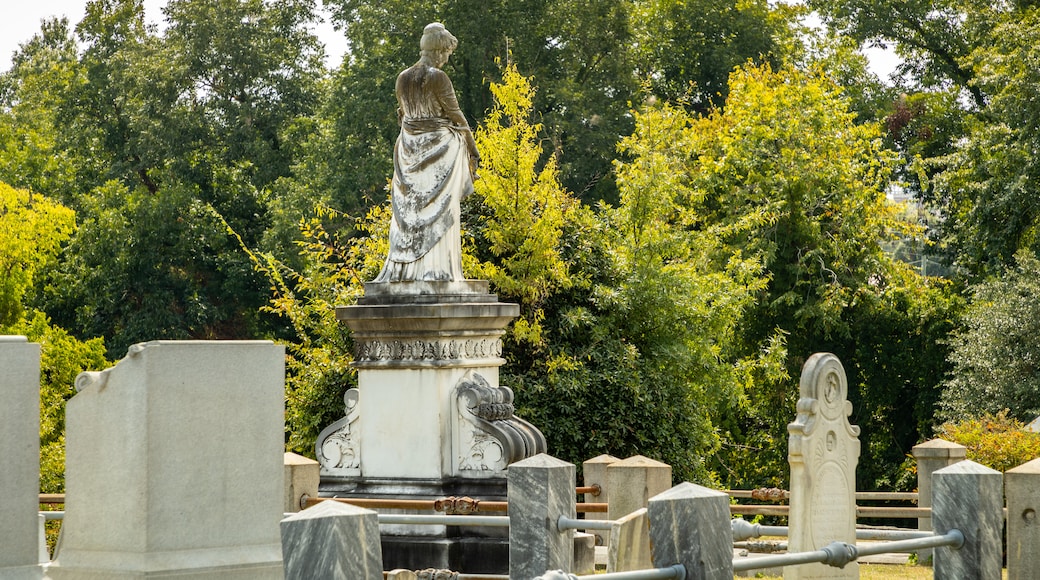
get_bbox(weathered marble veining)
[647,482,733,579]
[932,460,1003,579]
[508,454,576,579]
[281,500,383,580]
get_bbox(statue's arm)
[433,72,480,161]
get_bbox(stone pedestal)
[318,281,546,573]
[48,341,285,579]
[785,353,860,580]
[0,336,43,580]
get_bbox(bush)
[937,410,1040,472]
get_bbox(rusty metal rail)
[303,496,609,514]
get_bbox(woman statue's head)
[420,23,458,64]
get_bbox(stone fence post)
[582,454,619,545]
[1006,457,1040,580]
[0,336,43,580]
[606,455,672,522]
[281,500,383,579]
[509,453,576,579]
[932,460,1003,579]
[913,438,967,564]
[647,482,732,579]
[284,452,320,513]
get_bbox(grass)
[742,563,1009,579]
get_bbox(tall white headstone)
[48,341,285,579]
[785,353,860,580]
[0,336,43,580]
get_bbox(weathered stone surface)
[280,500,382,580]
[606,455,672,522]
[508,454,576,579]
[1007,458,1040,580]
[932,460,1003,579]
[608,507,651,572]
[573,532,596,575]
[785,353,860,580]
[912,437,967,563]
[582,454,619,545]
[284,453,319,513]
[0,336,43,579]
[48,341,285,579]
[647,482,732,579]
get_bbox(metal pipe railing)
[731,519,934,542]
[303,496,609,514]
[540,564,686,580]
[731,529,965,573]
[557,516,615,532]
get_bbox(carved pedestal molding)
[785,353,861,580]
[317,282,545,481]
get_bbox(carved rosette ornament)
[785,353,860,580]
[315,389,362,477]
[453,372,546,476]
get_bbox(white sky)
[0,0,348,72]
[0,1,899,78]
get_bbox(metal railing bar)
[571,564,686,579]
[731,530,964,572]
[558,516,615,532]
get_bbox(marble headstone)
[0,336,43,579]
[785,353,860,580]
[48,341,285,579]
[280,500,382,579]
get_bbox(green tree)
[940,250,1040,421]
[0,182,110,493]
[671,63,953,489]
[0,183,75,325]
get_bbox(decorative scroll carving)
[315,389,362,477]
[417,570,459,580]
[433,496,481,515]
[355,337,503,363]
[454,372,546,475]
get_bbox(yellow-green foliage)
[938,410,1040,472]
[0,182,75,325]
[471,63,577,345]
[0,182,110,492]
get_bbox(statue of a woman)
[374,22,479,283]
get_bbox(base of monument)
[320,476,510,574]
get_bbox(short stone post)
[606,455,672,521]
[280,500,383,579]
[582,454,619,545]
[647,482,732,579]
[912,438,967,563]
[932,460,1003,579]
[1005,457,1040,579]
[284,452,320,513]
[0,336,42,580]
[509,453,576,579]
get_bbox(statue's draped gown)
[375,63,473,282]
